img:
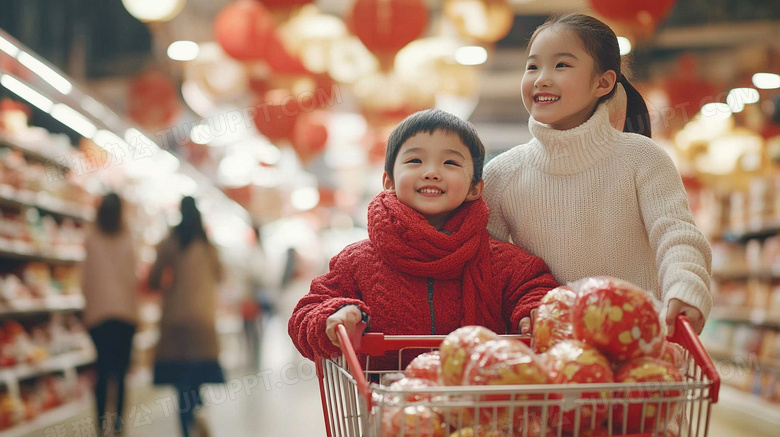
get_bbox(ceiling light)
[50,104,97,138]
[617,37,632,55]
[17,52,72,95]
[0,74,53,112]
[455,46,488,66]
[752,72,780,90]
[0,34,19,57]
[121,0,186,22]
[167,41,199,61]
[699,102,732,120]
[726,87,760,113]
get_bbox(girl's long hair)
[529,13,652,138]
[174,196,208,249]
[96,192,123,235]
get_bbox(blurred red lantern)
[253,89,301,142]
[349,0,429,56]
[662,55,718,118]
[260,0,313,11]
[214,0,275,61]
[223,185,254,207]
[0,98,31,118]
[266,31,310,75]
[292,111,329,163]
[127,70,179,130]
[589,0,676,31]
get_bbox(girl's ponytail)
[619,75,652,138]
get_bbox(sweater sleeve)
[483,154,512,242]
[491,241,559,331]
[288,243,372,361]
[633,139,713,318]
[148,236,174,290]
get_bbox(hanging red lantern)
[589,0,676,31]
[253,89,301,142]
[259,0,313,11]
[265,31,310,75]
[349,0,429,56]
[214,0,275,61]
[662,55,718,118]
[292,111,329,163]
[127,70,179,131]
[223,185,254,207]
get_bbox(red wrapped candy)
[572,277,664,361]
[533,286,576,353]
[613,357,684,433]
[440,326,499,386]
[545,340,614,432]
[405,351,442,384]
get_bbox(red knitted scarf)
[367,192,502,333]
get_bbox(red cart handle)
[336,314,720,409]
[670,314,720,402]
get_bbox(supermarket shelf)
[723,219,780,243]
[0,187,93,222]
[0,295,85,317]
[716,384,780,429]
[712,269,780,281]
[705,344,780,373]
[0,135,71,171]
[0,242,84,264]
[0,395,92,437]
[0,350,96,384]
[709,306,780,328]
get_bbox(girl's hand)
[326,305,365,347]
[518,309,537,335]
[665,298,704,337]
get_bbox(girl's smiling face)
[383,130,483,229]
[522,28,616,130]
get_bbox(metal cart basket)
[316,315,720,437]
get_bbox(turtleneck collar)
[526,104,621,175]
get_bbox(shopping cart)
[316,315,720,437]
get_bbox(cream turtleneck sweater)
[483,104,712,318]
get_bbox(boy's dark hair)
[96,192,122,235]
[529,13,651,138]
[384,109,486,184]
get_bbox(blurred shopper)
[81,192,139,435]
[148,196,224,437]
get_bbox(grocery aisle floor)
[22,279,775,437]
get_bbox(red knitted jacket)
[288,238,558,364]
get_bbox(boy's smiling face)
[383,130,483,229]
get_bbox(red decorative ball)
[440,326,498,386]
[385,377,440,404]
[571,277,664,362]
[214,0,275,61]
[291,111,328,163]
[381,405,446,437]
[404,351,442,384]
[349,0,429,55]
[533,286,576,353]
[462,338,548,427]
[613,357,684,433]
[545,340,614,432]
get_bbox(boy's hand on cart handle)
[665,298,704,337]
[518,309,536,334]
[326,305,365,347]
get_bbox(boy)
[288,109,558,364]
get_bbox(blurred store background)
[0,0,779,436]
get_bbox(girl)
[483,14,712,336]
[81,192,138,435]
[148,196,224,437]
